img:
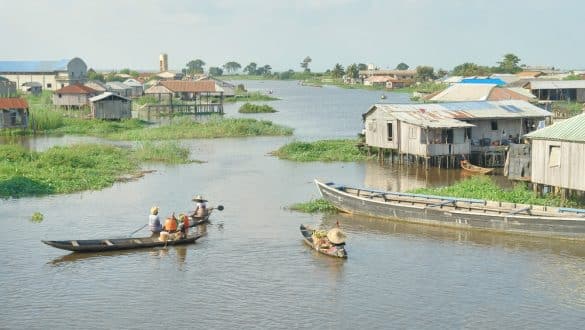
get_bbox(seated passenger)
[163,212,178,232]
[149,206,162,237]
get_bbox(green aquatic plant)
[289,198,338,213]
[238,103,277,113]
[31,212,44,223]
[133,141,192,164]
[272,139,371,162]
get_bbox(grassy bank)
[107,117,293,140]
[289,198,338,213]
[272,139,371,162]
[225,91,280,103]
[0,142,192,198]
[238,103,277,113]
[410,176,582,208]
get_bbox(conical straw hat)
[327,228,346,244]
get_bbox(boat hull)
[42,235,202,253]
[315,179,585,241]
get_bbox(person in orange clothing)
[163,212,178,232]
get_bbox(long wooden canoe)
[42,234,202,253]
[300,224,347,258]
[460,160,494,174]
[315,179,585,240]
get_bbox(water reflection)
[321,213,585,258]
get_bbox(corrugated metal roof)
[391,111,475,128]
[367,100,551,122]
[459,78,506,86]
[106,81,132,90]
[55,84,97,94]
[524,113,585,142]
[0,98,28,109]
[123,79,143,87]
[89,92,131,102]
[430,83,496,101]
[530,80,585,90]
[160,80,217,93]
[0,59,70,73]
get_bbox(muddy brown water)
[1,81,584,329]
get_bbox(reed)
[289,198,338,213]
[133,141,192,164]
[272,139,371,162]
[238,103,277,113]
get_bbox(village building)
[524,112,585,196]
[359,69,416,87]
[84,80,108,93]
[528,80,585,102]
[143,79,224,114]
[21,81,43,96]
[0,58,87,91]
[53,84,98,108]
[428,83,536,102]
[0,97,29,129]
[122,79,144,98]
[0,76,17,97]
[89,92,132,120]
[106,81,133,98]
[156,70,183,80]
[363,100,551,168]
[194,75,235,96]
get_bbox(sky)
[1,0,584,72]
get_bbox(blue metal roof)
[0,59,70,73]
[460,78,506,86]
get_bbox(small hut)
[106,81,133,98]
[0,77,17,97]
[123,79,144,98]
[21,81,43,96]
[0,97,29,129]
[53,84,98,108]
[89,92,132,120]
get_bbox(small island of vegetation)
[272,139,371,162]
[289,198,337,213]
[238,103,277,113]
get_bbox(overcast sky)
[1,0,583,72]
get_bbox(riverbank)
[0,142,192,198]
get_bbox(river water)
[1,81,584,329]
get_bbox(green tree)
[223,61,241,74]
[300,56,312,73]
[209,67,223,76]
[436,69,448,78]
[396,62,409,70]
[415,66,435,81]
[278,69,295,80]
[331,63,345,78]
[452,62,491,76]
[185,59,206,74]
[120,68,131,75]
[357,63,367,71]
[496,53,522,73]
[244,62,258,75]
[346,63,359,79]
[87,68,105,82]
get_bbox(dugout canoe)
[300,224,347,258]
[42,234,202,253]
[315,179,585,241]
[460,160,494,174]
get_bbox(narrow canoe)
[300,224,347,259]
[42,234,202,253]
[315,179,585,240]
[460,160,494,174]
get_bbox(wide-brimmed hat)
[192,195,208,202]
[327,228,346,244]
[150,206,159,215]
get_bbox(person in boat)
[177,214,190,239]
[163,212,179,233]
[190,195,208,218]
[149,206,162,237]
[326,227,346,247]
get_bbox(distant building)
[359,69,416,82]
[194,75,235,96]
[53,84,98,108]
[106,81,133,98]
[0,58,87,91]
[89,92,132,120]
[525,112,585,193]
[0,76,16,97]
[156,71,183,80]
[528,80,585,102]
[21,81,43,96]
[459,78,506,86]
[0,97,28,129]
[84,80,108,93]
[122,79,144,98]
[159,53,168,72]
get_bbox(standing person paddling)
[149,206,162,237]
[190,195,208,218]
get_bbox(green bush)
[238,103,277,113]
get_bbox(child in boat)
[163,213,178,233]
[177,214,190,239]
